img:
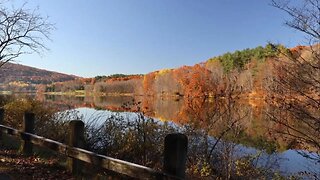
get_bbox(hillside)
[37,44,317,100]
[0,63,79,92]
[0,63,78,85]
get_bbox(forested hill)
[12,44,314,97]
[40,43,305,97]
[0,62,78,84]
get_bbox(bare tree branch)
[271,0,320,41]
[268,0,320,159]
[0,1,54,66]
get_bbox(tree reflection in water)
[79,98,289,179]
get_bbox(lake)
[3,93,320,178]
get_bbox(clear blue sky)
[11,0,306,77]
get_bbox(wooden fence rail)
[0,109,188,180]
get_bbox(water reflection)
[70,107,318,179]
[10,94,320,178]
[38,95,279,149]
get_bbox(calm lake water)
[74,107,319,176]
[3,93,320,177]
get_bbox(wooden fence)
[0,109,188,179]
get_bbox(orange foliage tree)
[143,72,157,96]
[174,64,213,98]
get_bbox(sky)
[9,0,306,77]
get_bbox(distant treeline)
[37,44,292,98]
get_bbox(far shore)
[0,90,267,102]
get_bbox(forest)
[39,44,291,99]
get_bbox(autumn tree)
[175,64,213,98]
[143,72,157,96]
[0,1,54,67]
[268,0,320,159]
[153,69,182,96]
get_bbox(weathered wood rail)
[0,109,188,179]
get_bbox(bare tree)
[268,0,320,162]
[271,0,320,43]
[0,1,54,67]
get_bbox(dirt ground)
[0,138,73,180]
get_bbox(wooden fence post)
[21,112,35,156]
[68,120,85,176]
[0,108,4,140]
[163,133,188,179]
